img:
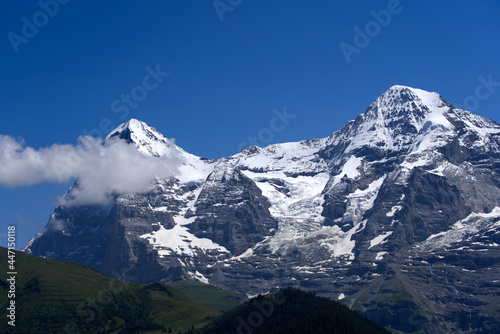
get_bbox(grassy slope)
[0,247,399,334]
[0,247,220,333]
[168,279,247,312]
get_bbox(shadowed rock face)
[187,166,277,255]
[24,86,500,333]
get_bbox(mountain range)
[23,85,500,333]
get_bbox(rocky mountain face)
[23,87,500,333]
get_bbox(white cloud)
[48,217,66,231]
[0,135,183,206]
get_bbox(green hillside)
[0,247,393,333]
[0,247,220,333]
[168,279,247,312]
[197,287,392,334]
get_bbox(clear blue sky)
[1,0,499,248]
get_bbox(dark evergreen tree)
[197,288,391,334]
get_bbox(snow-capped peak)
[108,118,219,184]
[369,85,452,125]
[106,118,175,157]
[362,85,457,135]
[323,86,458,157]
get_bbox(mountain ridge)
[23,85,500,333]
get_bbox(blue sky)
[1,0,500,248]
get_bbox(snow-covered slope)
[24,85,500,333]
[107,118,215,183]
[107,118,176,157]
